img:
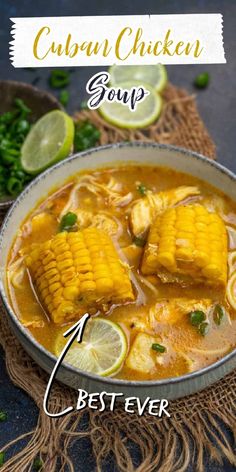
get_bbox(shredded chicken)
[74,209,123,237]
[130,186,200,237]
[136,274,159,295]
[22,319,45,329]
[148,298,213,327]
[7,257,26,290]
[203,194,226,216]
[227,226,236,251]
[60,175,133,218]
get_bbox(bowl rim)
[1,141,236,388]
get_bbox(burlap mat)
[1,84,235,472]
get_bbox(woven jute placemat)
[1,84,236,472]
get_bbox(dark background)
[0,1,235,471]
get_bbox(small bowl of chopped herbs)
[0,80,62,208]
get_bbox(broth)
[7,165,236,381]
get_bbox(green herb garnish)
[80,100,88,110]
[49,70,70,89]
[137,183,148,196]
[0,98,32,198]
[33,457,43,471]
[194,72,210,89]
[74,121,100,152]
[213,304,225,326]
[6,177,23,196]
[59,212,78,232]
[199,322,210,336]
[0,411,7,422]
[0,452,5,467]
[189,310,206,326]
[59,90,70,106]
[133,236,146,247]
[14,98,31,115]
[152,343,166,353]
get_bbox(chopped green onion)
[0,452,5,467]
[1,149,20,164]
[59,90,70,106]
[213,304,225,326]
[189,310,206,326]
[80,100,88,110]
[6,177,23,196]
[152,343,166,353]
[74,121,100,152]
[0,411,7,422]
[59,212,78,232]
[199,322,210,336]
[133,236,146,247]
[15,119,30,135]
[194,72,210,89]
[137,183,148,196]
[14,98,31,115]
[0,98,32,198]
[33,457,43,471]
[49,70,70,89]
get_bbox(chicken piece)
[75,210,119,236]
[203,195,226,216]
[75,209,93,228]
[130,186,200,237]
[149,298,212,326]
[126,333,158,373]
[22,318,45,328]
[92,214,119,236]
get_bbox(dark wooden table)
[0,1,235,470]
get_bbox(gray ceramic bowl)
[0,143,236,401]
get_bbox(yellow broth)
[7,165,236,380]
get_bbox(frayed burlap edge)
[74,83,216,159]
[1,84,235,472]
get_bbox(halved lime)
[99,81,162,129]
[54,317,128,377]
[21,110,74,174]
[109,65,167,92]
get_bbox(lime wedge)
[21,110,74,174]
[99,82,162,129]
[54,318,128,377]
[109,65,167,92]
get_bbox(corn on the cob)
[141,204,228,287]
[130,186,200,237]
[26,228,134,324]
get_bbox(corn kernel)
[26,227,134,323]
[141,203,227,287]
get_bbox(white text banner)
[10,14,226,67]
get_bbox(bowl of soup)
[0,142,236,400]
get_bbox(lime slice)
[54,318,128,377]
[21,110,74,174]
[109,65,167,92]
[99,82,162,129]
